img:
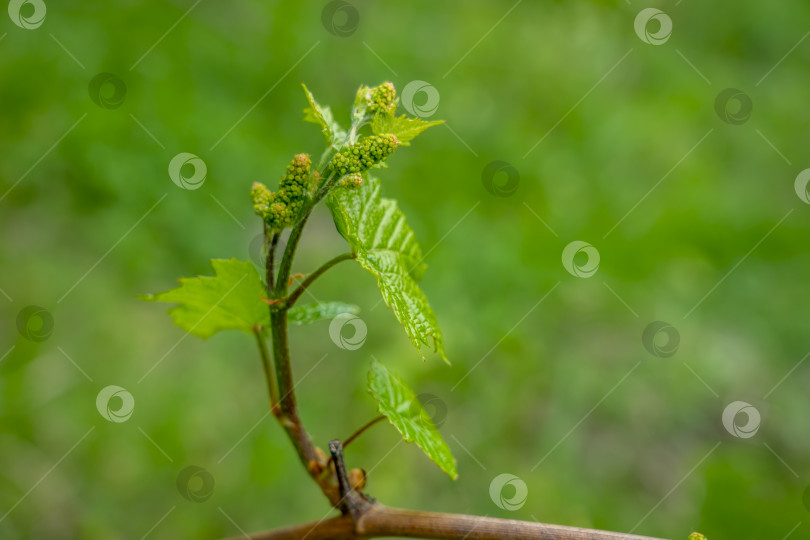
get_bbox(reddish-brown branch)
[228,504,670,540]
[357,506,668,540]
[227,516,353,540]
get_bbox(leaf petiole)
[343,415,386,449]
[285,252,356,308]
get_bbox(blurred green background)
[2,1,809,538]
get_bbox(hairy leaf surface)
[327,176,447,362]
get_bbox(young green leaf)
[351,84,374,125]
[287,302,360,325]
[371,114,444,146]
[139,258,268,338]
[302,84,347,146]
[327,176,447,362]
[367,360,457,479]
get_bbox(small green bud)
[331,134,399,177]
[339,173,364,189]
[280,153,312,192]
[688,533,707,540]
[267,201,291,229]
[250,182,274,217]
[369,82,396,115]
[250,154,313,231]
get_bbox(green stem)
[268,207,312,428]
[286,252,355,307]
[266,228,279,295]
[269,304,340,501]
[316,171,340,201]
[263,204,341,507]
[253,329,278,407]
[268,311,300,423]
[274,209,312,299]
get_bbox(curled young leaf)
[302,84,347,147]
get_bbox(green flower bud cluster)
[368,82,396,115]
[331,134,399,177]
[251,153,312,230]
[688,533,707,540]
[339,173,364,189]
